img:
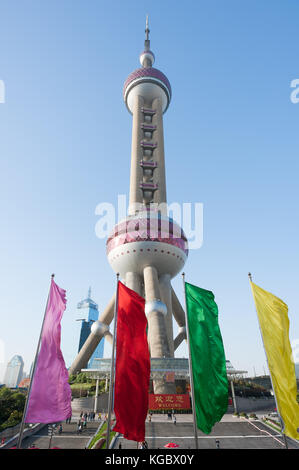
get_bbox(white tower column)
[159,273,174,357]
[128,95,145,215]
[152,97,167,211]
[125,271,143,296]
[143,266,169,358]
[143,265,176,394]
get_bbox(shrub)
[0,410,23,432]
[0,387,25,431]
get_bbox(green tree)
[0,387,25,430]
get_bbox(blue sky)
[0,0,299,380]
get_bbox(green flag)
[185,282,228,434]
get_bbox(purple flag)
[25,279,72,423]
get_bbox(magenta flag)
[25,279,72,423]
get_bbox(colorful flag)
[113,282,150,442]
[250,281,299,440]
[25,279,72,423]
[185,282,228,434]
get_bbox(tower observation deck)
[69,19,188,394]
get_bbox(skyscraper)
[76,288,104,369]
[4,355,24,388]
[69,19,188,394]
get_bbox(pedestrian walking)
[173,416,176,425]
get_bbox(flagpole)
[106,273,119,450]
[17,274,55,449]
[248,272,288,449]
[182,273,198,450]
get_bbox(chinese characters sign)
[149,394,191,410]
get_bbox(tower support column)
[125,271,143,296]
[143,266,168,357]
[159,273,174,357]
[171,288,186,327]
[143,265,175,394]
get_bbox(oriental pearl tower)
[69,18,188,394]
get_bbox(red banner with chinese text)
[149,394,191,410]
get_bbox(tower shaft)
[129,97,167,215]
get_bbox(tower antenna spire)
[145,14,149,41]
[144,14,150,52]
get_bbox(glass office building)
[76,288,104,369]
[4,355,24,388]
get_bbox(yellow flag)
[250,281,299,440]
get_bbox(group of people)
[77,410,99,434]
[80,411,96,422]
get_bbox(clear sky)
[0,0,299,381]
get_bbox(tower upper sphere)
[123,18,172,114]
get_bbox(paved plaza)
[115,413,299,450]
[18,416,101,449]
[7,412,299,450]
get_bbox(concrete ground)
[14,412,299,450]
[115,413,299,450]
[18,417,102,449]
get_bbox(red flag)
[113,282,150,442]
